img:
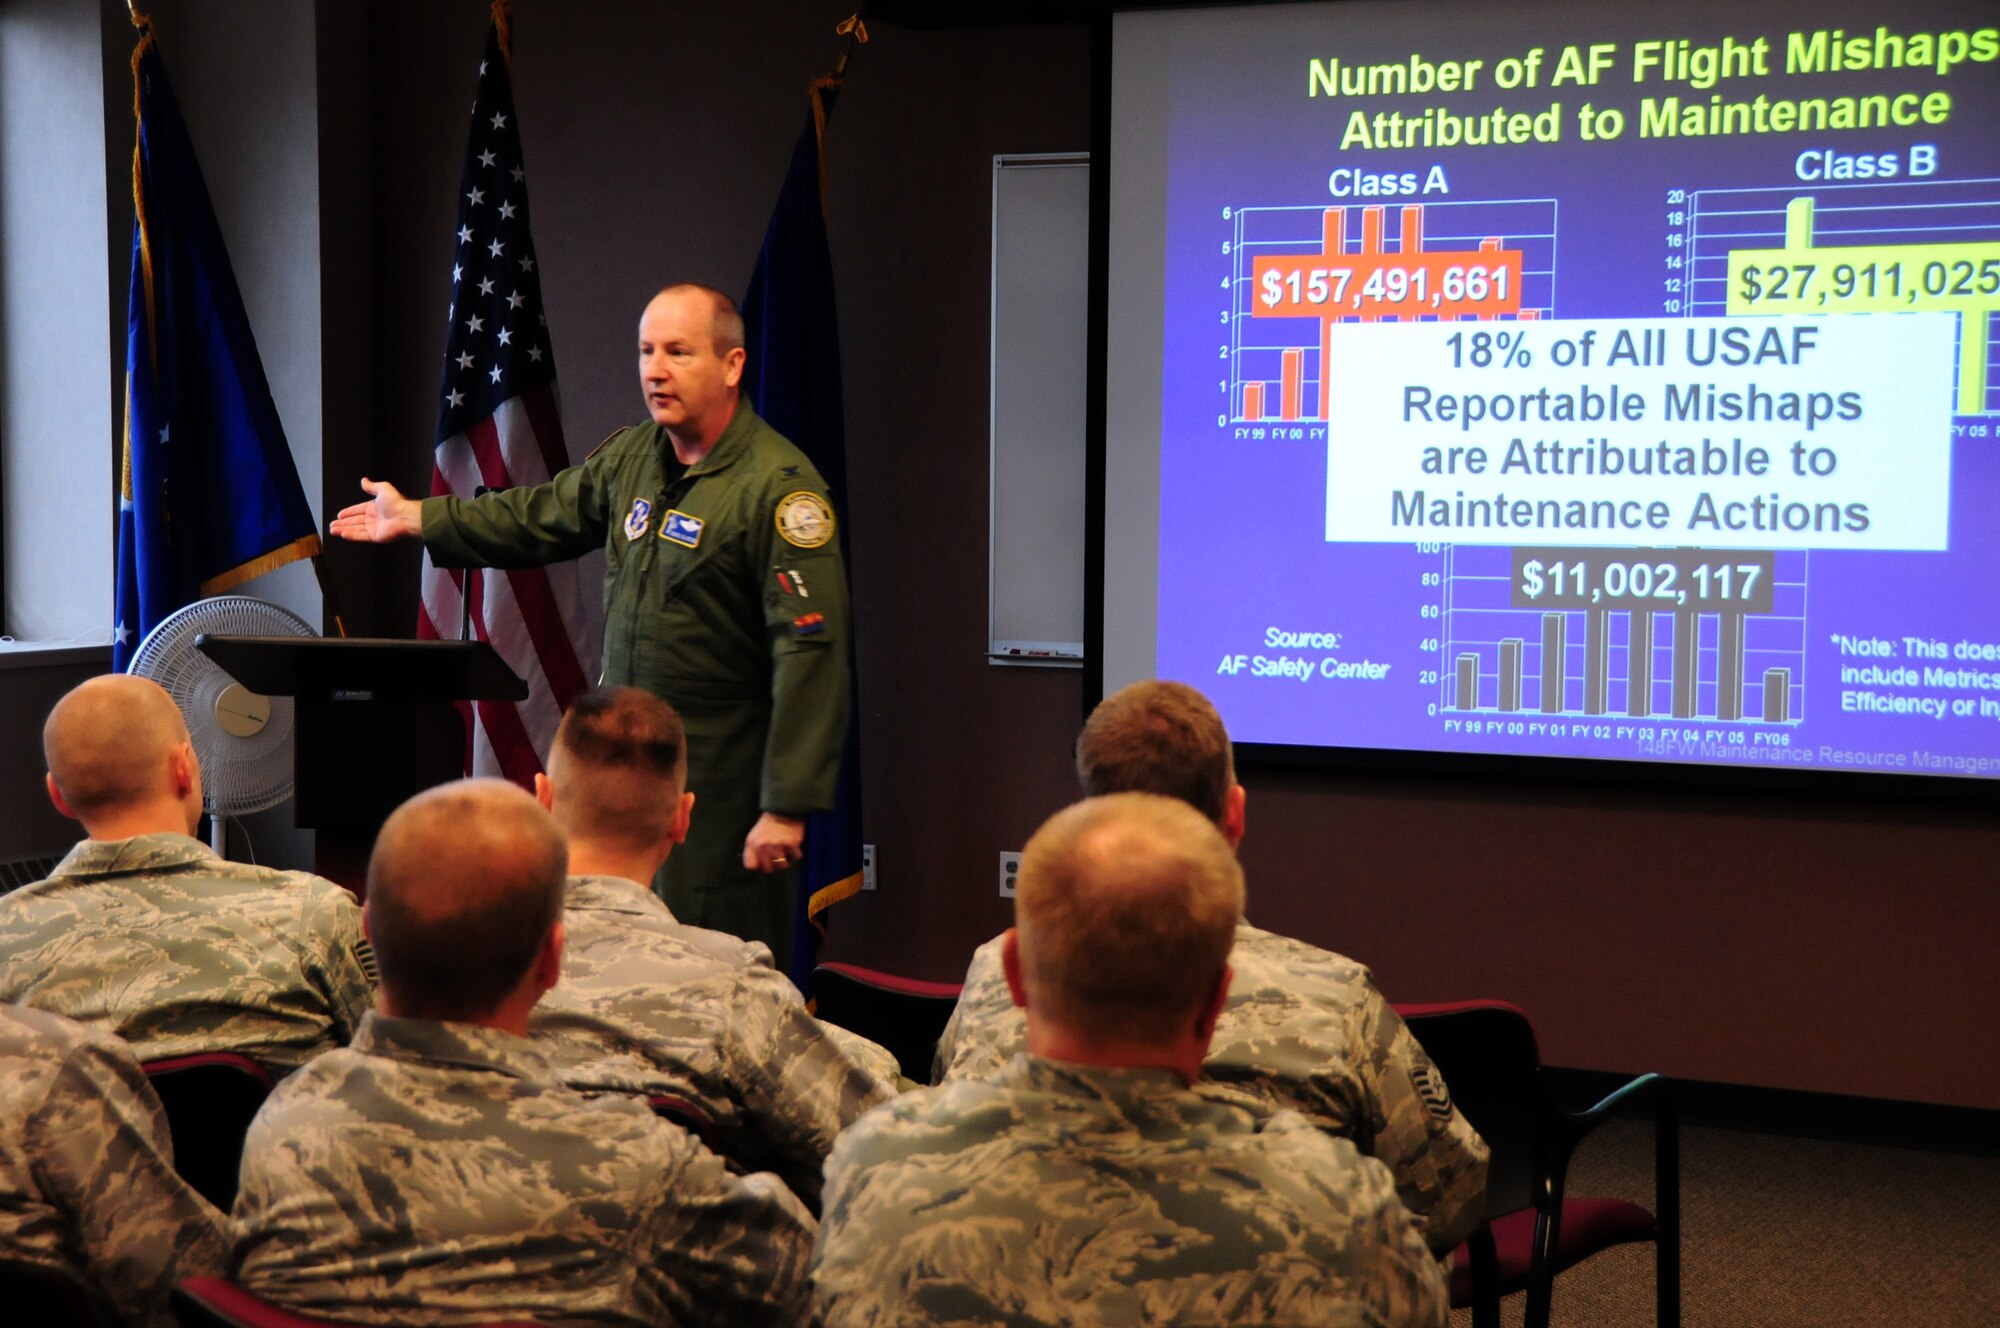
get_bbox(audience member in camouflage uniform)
[232,779,815,1326]
[0,1004,227,1328]
[815,794,1447,1327]
[524,687,894,1206]
[0,675,372,1075]
[933,679,1488,1255]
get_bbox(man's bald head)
[366,779,567,1023]
[653,283,745,354]
[546,687,687,851]
[1014,792,1244,1045]
[43,675,197,829]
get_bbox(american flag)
[416,19,593,786]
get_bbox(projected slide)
[1111,0,2000,781]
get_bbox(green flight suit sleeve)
[419,454,612,569]
[756,481,851,813]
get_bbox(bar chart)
[1686,175,2000,416]
[1227,197,1558,424]
[1439,544,1808,722]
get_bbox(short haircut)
[1076,680,1235,825]
[366,779,567,1023]
[548,686,686,850]
[662,282,746,355]
[1014,792,1244,1043]
[43,675,190,820]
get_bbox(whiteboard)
[989,153,1089,667]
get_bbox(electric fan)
[128,595,316,856]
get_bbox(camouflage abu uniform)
[0,833,374,1076]
[529,874,896,1205]
[232,1011,816,1326]
[421,398,849,972]
[0,1004,228,1328]
[813,1055,1448,1328]
[935,922,1489,1255]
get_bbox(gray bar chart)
[1439,545,1806,722]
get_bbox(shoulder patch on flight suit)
[775,491,835,549]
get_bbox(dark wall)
[0,657,102,861]
[328,3,2000,1110]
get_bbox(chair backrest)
[0,1258,118,1328]
[1395,1001,1544,1220]
[174,1276,543,1328]
[143,1052,275,1212]
[811,962,962,1082]
[647,1093,721,1154]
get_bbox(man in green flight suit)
[330,284,849,973]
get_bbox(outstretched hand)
[329,478,423,543]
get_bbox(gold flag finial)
[490,0,514,64]
[831,12,869,79]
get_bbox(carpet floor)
[1447,1119,2000,1328]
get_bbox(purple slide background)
[1145,0,2000,776]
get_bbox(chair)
[647,1093,721,1153]
[173,1276,541,1327]
[810,962,963,1082]
[1,1259,118,1327]
[1394,1000,1679,1328]
[143,1052,276,1211]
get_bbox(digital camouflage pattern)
[530,874,896,1205]
[819,1018,905,1089]
[935,922,1489,1254]
[813,1055,1448,1328]
[233,1012,816,1326]
[0,1004,227,1328]
[0,833,374,1075]
[422,399,850,970]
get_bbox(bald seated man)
[934,679,1489,1256]
[232,779,814,1327]
[814,794,1447,1327]
[0,675,372,1076]
[527,686,895,1208]
[0,1004,227,1328]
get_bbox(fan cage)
[129,595,315,816]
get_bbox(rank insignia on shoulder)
[780,464,802,478]
[775,490,835,549]
[792,612,827,637]
[623,497,653,541]
[660,509,705,548]
[1411,1055,1455,1120]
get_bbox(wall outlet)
[861,843,877,891]
[998,850,1022,897]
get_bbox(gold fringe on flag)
[200,534,323,597]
